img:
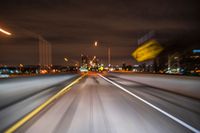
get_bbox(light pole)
[64,57,80,67]
[0,27,12,68]
[94,41,111,67]
[64,57,68,66]
[108,47,111,67]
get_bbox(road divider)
[98,74,200,133]
[5,74,86,133]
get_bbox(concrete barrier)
[109,73,200,99]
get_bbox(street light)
[64,58,68,62]
[94,41,98,47]
[0,27,12,36]
[64,57,80,67]
[94,41,111,67]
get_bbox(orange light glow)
[40,69,48,74]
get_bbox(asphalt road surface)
[12,73,200,133]
[0,74,78,131]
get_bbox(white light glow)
[0,28,12,35]
[94,41,98,47]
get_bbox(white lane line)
[98,74,200,133]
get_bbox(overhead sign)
[132,39,163,62]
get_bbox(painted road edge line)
[5,74,86,133]
[98,74,200,133]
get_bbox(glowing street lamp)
[0,27,12,36]
[94,41,98,47]
[64,58,68,62]
[93,41,111,67]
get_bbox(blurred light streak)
[64,58,68,62]
[94,41,98,47]
[0,28,12,35]
[192,49,200,53]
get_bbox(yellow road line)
[5,74,86,133]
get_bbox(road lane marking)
[98,74,200,133]
[5,74,86,133]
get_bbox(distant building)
[180,50,200,74]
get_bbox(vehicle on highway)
[79,67,88,72]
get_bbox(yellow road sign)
[132,39,163,62]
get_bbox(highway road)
[0,74,79,131]
[2,73,198,133]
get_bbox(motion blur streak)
[0,28,12,35]
[98,74,200,133]
[132,39,163,62]
[5,74,85,133]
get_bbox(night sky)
[0,0,199,65]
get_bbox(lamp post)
[64,57,80,67]
[108,47,111,67]
[64,57,68,66]
[94,41,111,67]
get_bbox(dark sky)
[0,0,199,65]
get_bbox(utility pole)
[168,55,171,70]
[94,41,111,67]
[108,47,111,67]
